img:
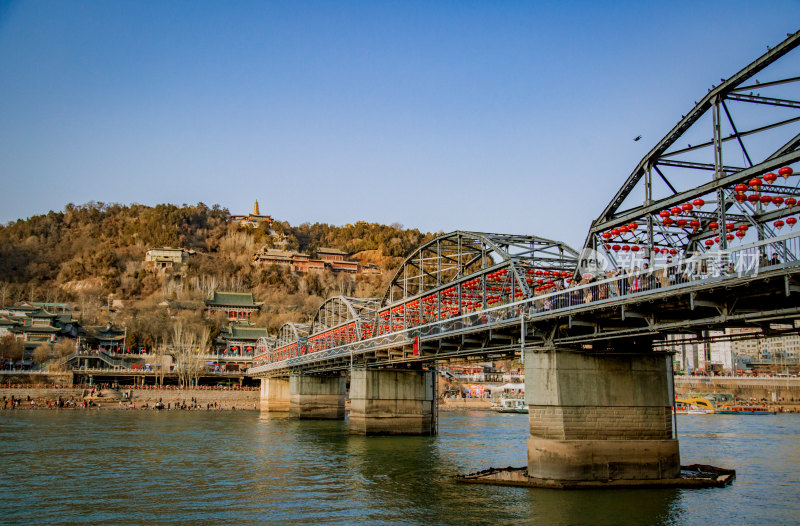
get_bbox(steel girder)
[275,322,311,347]
[309,296,381,336]
[585,30,800,264]
[381,231,579,307]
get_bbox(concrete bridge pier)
[289,374,346,419]
[259,377,290,412]
[525,349,680,483]
[348,368,436,435]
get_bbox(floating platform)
[456,464,735,489]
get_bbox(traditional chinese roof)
[87,324,125,342]
[205,291,262,308]
[317,247,349,256]
[217,324,271,343]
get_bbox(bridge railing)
[248,231,800,374]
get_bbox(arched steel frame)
[585,30,800,267]
[276,322,311,347]
[306,296,381,353]
[375,231,578,335]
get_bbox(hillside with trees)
[0,202,435,350]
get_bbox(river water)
[0,410,798,525]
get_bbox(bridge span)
[249,30,800,485]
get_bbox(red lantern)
[621,245,630,252]
[652,247,661,254]
[628,221,638,230]
[676,219,688,228]
[737,224,748,232]
[663,218,674,226]
[602,232,612,240]
[726,233,735,242]
[773,196,785,206]
[734,194,747,203]
[659,210,671,219]
[669,249,677,255]
[619,226,629,234]
[735,230,746,239]
[747,194,760,204]
[670,206,682,216]
[749,177,762,189]
[779,166,794,179]
[763,172,777,185]
[760,195,772,205]
[612,244,621,252]
[734,183,748,195]
[709,222,719,232]
[692,198,705,209]
[788,217,797,228]
[704,239,714,247]
[725,223,735,232]
[774,220,785,230]
[682,203,693,213]
[714,236,720,244]
[631,246,640,252]
[787,197,797,209]
[690,220,701,231]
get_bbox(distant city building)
[232,200,273,228]
[205,291,263,320]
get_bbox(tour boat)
[492,398,529,414]
[715,405,777,414]
[674,397,715,414]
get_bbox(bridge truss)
[585,30,800,269]
[250,31,800,377]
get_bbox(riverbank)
[0,386,259,411]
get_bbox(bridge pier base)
[259,377,290,412]
[525,350,680,482]
[348,369,436,435]
[289,374,346,419]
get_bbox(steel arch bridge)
[251,30,800,377]
[584,30,800,269]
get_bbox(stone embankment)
[0,386,259,410]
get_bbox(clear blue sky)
[1,1,798,248]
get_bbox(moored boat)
[491,398,528,414]
[715,405,777,414]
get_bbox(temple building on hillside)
[215,324,272,356]
[253,249,325,273]
[252,246,372,274]
[232,201,273,228]
[0,305,81,352]
[205,291,263,320]
[317,247,359,273]
[145,247,196,271]
[86,323,126,351]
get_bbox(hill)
[0,202,434,347]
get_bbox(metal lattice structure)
[275,322,311,347]
[586,30,800,266]
[310,296,381,334]
[382,231,579,306]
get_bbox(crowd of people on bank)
[0,382,257,391]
